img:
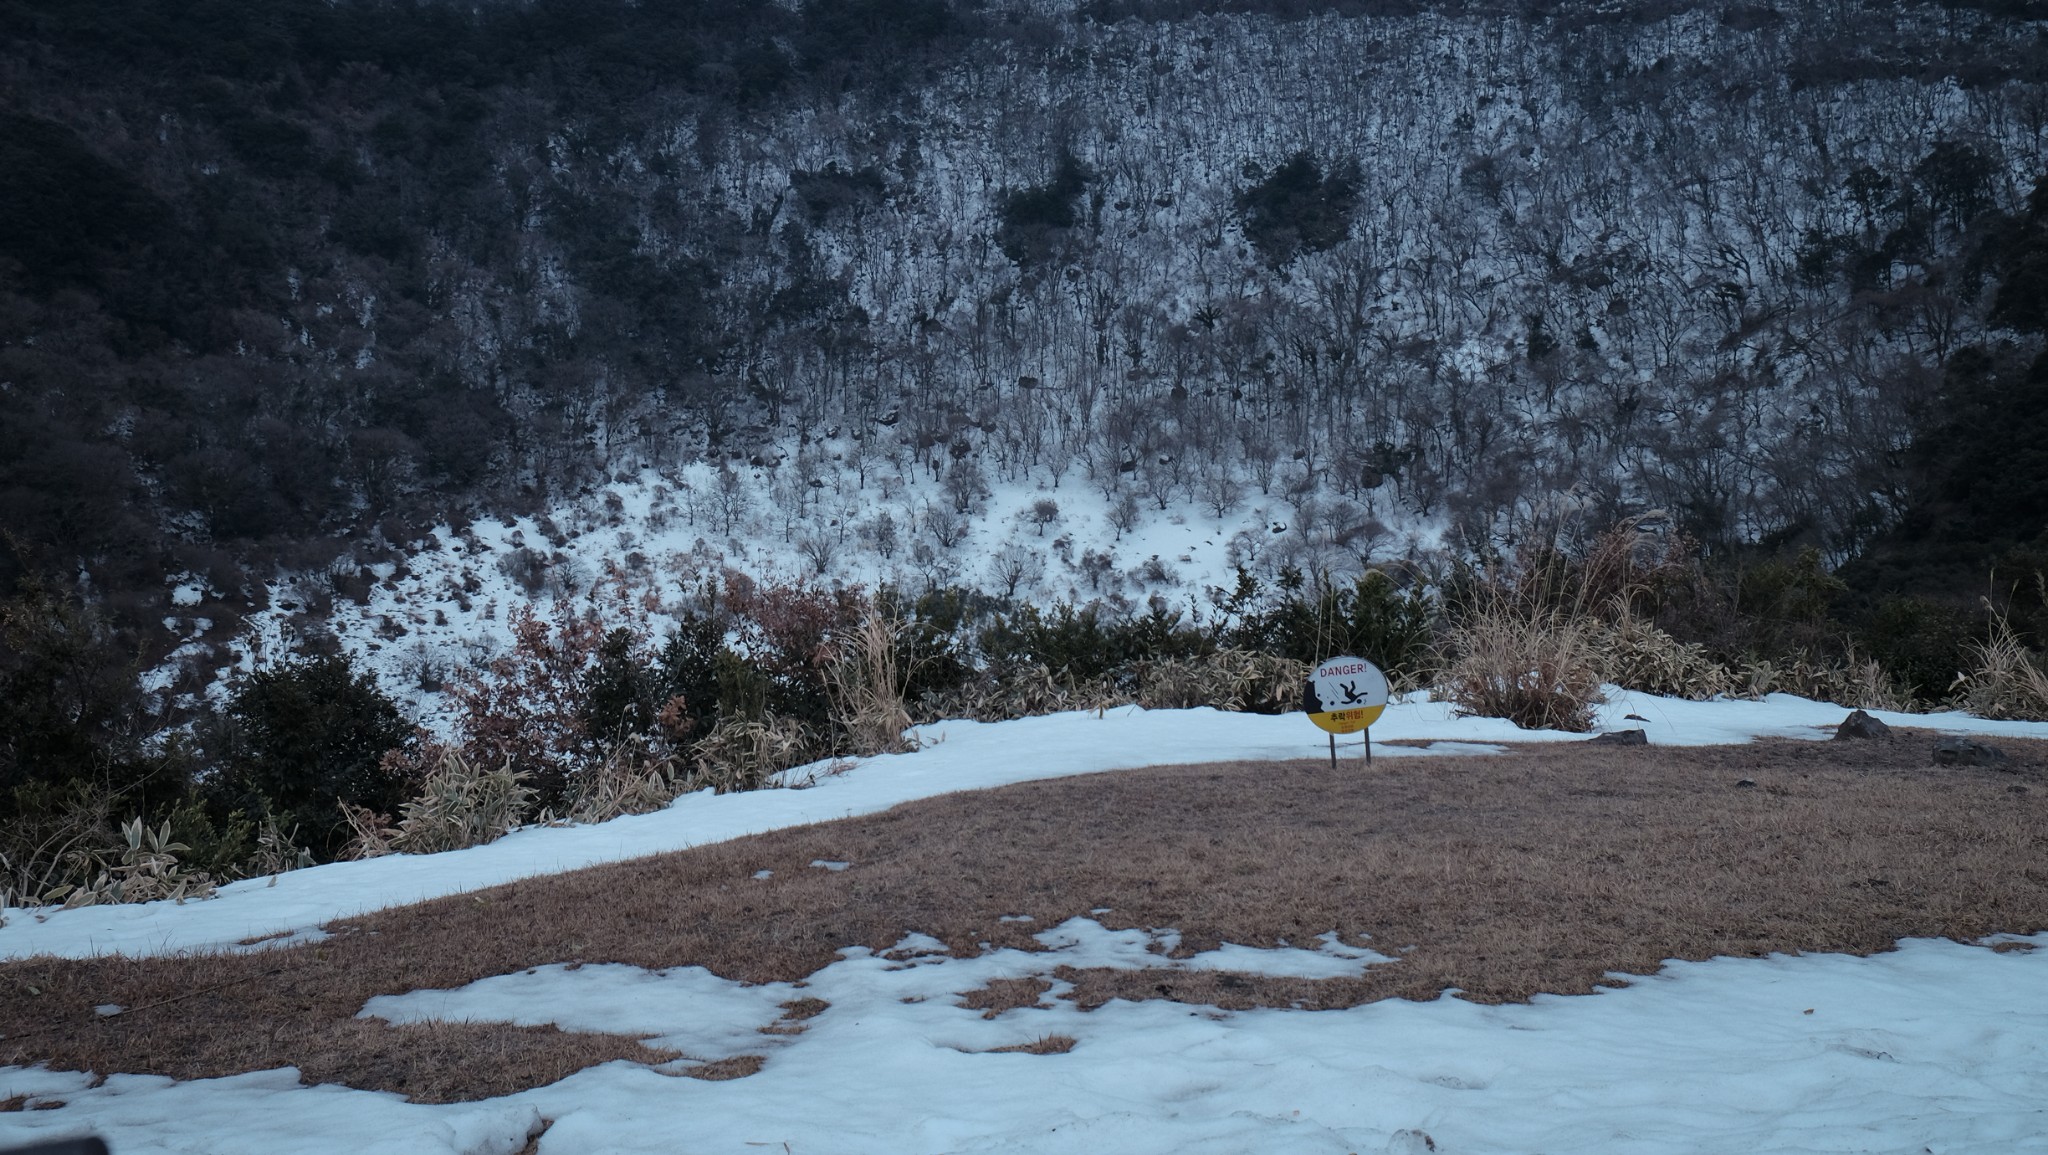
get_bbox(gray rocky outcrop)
[1833,710,1892,741]
[1931,736,2009,767]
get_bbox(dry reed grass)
[688,714,814,793]
[1439,606,1605,730]
[1750,646,1914,713]
[557,739,687,825]
[1589,600,1733,701]
[932,665,1124,722]
[37,819,216,909]
[982,1034,1076,1055]
[824,608,921,755]
[1135,650,1305,713]
[957,977,1054,1019]
[342,751,536,859]
[1956,602,2048,721]
[4,734,2044,1103]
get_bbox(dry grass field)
[4,732,2045,1105]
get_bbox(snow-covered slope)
[166,453,1436,725]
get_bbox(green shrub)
[1733,549,1848,657]
[997,148,1091,268]
[579,627,664,744]
[1855,596,1977,702]
[1236,151,1359,266]
[0,577,155,799]
[1234,568,1437,686]
[980,601,1125,685]
[876,585,979,711]
[216,653,413,860]
[647,612,729,743]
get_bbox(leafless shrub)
[1106,492,1141,538]
[1078,548,1116,590]
[797,531,838,576]
[987,543,1043,599]
[496,548,550,597]
[920,502,970,549]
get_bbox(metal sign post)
[1303,655,1389,766]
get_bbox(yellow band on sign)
[1309,704,1385,734]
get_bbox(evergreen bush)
[216,653,413,861]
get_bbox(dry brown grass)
[679,1055,765,1080]
[957,977,1054,1019]
[982,1034,1076,1055]
[4,733,2046,1104]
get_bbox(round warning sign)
[1304,655,1389,734]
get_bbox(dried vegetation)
[4,734,2045,1104]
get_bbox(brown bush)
[1438,606,1604,731]
[824,607,920,756]
[1135,650,1305,713]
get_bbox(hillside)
[6,0,2048,640]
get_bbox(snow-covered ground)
[5,692,2048,1155]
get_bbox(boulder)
[1586,728,1648,746]
[1932,736,2009,767]
[1833,710,1892,741]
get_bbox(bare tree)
[1107,491,1141,540]
[869,510,899,559]
[1078,547,1116,591]
[943,457,990,515]
[988,542,1044,599]
[797,530,838,575]
[1026,498,1061,536]
[714,463,750,534]
[920,501,970,549]
[1198,468,1243,518]
[1141,458,1179,510]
